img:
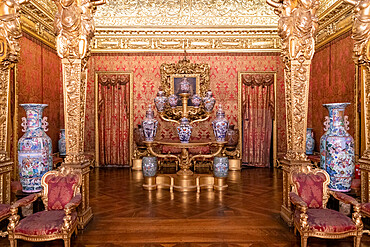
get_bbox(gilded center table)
[143,140,227,192]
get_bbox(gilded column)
[344,0,370,203]
[0,0,29,203]
[54,0,105,229]
[267,0,319,225]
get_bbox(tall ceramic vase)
[305,128,315,155]
[321,103,354,192]
[58,129,66,157]
[18,104,52,193]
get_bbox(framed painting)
[169,74,200,106]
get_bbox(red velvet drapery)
[242,74,274,167]
[98,74,130,166]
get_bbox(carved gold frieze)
[94,0,278,27]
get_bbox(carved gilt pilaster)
[0,67,10,162]
[267,0,318,225]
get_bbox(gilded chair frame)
[237,72,277,166]
[94,71,134,167]
[7,167,82,247]
[290,166,363,247]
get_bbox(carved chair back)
[290,166,330,209]
[40,167,82,211]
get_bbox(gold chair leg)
[354,236,362,247]
[64,239,70,247]
[301,236,307,247]
[9,239,17,247]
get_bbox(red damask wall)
[310,32,356,151]
[17,34,62,153]
[85,53,287,155]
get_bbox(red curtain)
[242,74,274,167]
[98,74,130,166]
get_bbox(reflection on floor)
[1,167,370,246]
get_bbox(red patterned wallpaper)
[17,34,62,153]
[85,53,287,155]
[310,32,356,151]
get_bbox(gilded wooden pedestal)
[0,159,12,204]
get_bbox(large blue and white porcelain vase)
[18,104,52,193]
[142,104,158,142]
[321,103,354,192]
[320,116,330,169]
[142,156,158,177]
[212,104,229,142]
[58,129,66,157]
[177,117,192,143]
[213,156,229,178]
[306,128,315,155]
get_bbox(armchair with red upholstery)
[290,166,363,247]
[7,167,82,247]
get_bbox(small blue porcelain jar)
[142,156,158,177]
[177,117,192,143]
[213,156,229,178]
[306,128,315,155]
[58,129,66,156]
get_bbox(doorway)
[94,72,134,167]
[238,72,277,167]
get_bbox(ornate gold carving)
[20,0,56,48]
[0,68,10,161]
[54,0,105,59]
[62,59,87,164]
[94,0,278,28]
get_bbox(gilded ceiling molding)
[92,0,280,52]
[20,0,56,48]
[316,0,354,49]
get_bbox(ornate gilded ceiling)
[20,0,354,52]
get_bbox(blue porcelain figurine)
[213,156,229,178]
[18,104,52,193]
[177,117,192,143]
[321,103,354,192]
[212,104,229,142]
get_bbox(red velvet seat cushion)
[291,172,327,208]
[0,204,10,218]
[294,208,356,233]
[15,210,77,236]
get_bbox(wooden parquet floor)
[1,167,370,246]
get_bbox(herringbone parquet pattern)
[1,167,370,246]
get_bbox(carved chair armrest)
[289,192,307,209]
[11,193,40,209]
[330,191,359,206]
[62,194,82,232]
[64,194,82,212]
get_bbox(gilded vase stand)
[143,140,227,192]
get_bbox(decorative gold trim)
[237,72,277,166]
[94,71,134,167]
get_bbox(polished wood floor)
[1,167,370,246]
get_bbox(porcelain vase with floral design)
[213,156,229,178]
[191,94,202,108]
[58,129,66,157]
[177,117,192,143]
[320,116,330,169]
[306,128,315,155]
[18,104,52,193]
[212,104,229,142]
[142,105,158,142]
[142,156,158,177]
[322,103,354,192]
[168,94,178,108]
[154,88,167,112]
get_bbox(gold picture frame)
[94,71,134,167]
